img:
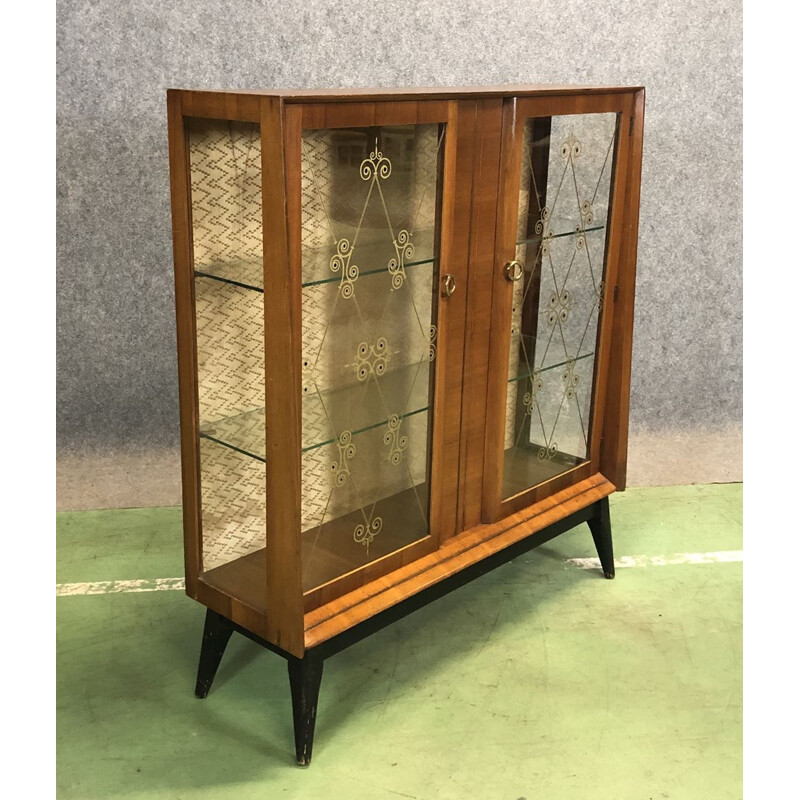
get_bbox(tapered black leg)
[195,609,234,698]
[287,653,324,766]
[588,497,615,579]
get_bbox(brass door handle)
[442,274,456,297]
[504,260,524,282]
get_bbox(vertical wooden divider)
[456,98,505,532]
[480,98,521,524]
[167,90,202,598]
[587,95,635,470]
[434,100,474,541]
[599,89,646,489]
[262,97,305,657]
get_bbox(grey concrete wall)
[56,0,742,509]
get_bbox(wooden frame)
[167,84,645,764]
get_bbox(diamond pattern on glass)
[503,113,618,499]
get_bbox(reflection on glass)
[299,124,444,591]
[502,113,618,499]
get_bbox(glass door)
[289,103,460,598]
[484,94,632,521]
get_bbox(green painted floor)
[57,484,742,799]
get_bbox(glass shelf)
[193,240,435,293]
[516,224,605,247]
[199,360,433,461]
[195,259,264,293]
[509,336,595,384]
[302,236,435,288]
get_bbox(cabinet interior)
[188,118,446,604]
[189,119,266,607]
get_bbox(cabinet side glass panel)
[299,124,444,592]
[502,113,618,499]
[188,118,267,609]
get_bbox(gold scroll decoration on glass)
[502,113,618,499]
[299,124,444,591]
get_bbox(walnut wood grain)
[196,579,272,641]
[167,90,201,597]
[427,100,463,543]
[263,96,305,657]
[587,93,635,468]
[304,473,615,648]
[435,99,477,540]
[599,89,646,489]
[178,90,262,122]
[457,97,504,531]
[299,100,452,130]
[171,85,644,105]
[482,97,523,523]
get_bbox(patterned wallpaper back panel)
[190,119,266,573]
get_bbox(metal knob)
[442,274,456,297]
[504,260,525,282]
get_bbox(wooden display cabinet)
[167,84,645,765]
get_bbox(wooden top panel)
[169,84,644,104]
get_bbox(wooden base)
[194,496,616,765]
